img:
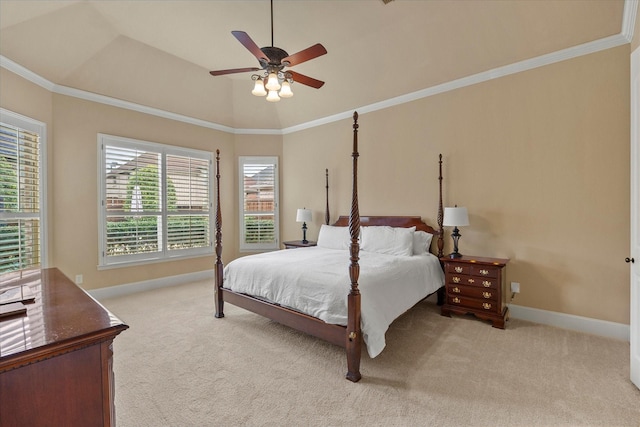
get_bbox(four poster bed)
[213,112,445,382]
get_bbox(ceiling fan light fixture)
[279,81,293,98]
[266,90,281,102]
[251,77,267,96]
[209,0,326,103]
[265,72,281,91]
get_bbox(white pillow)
[360,226,415,256]
[317,224,350,250]
[413,230,434,255]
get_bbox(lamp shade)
[296,208,312,223]
[279,81,293,98]
[266,90,280,102]
[443,207,469,227]
[265,72,281,91]
[251,77,267,96]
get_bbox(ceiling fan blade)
[288,71,325,89]
[232,31,269,64]
[209,67,261,76]
[282,43,327,67]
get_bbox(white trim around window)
[0,108,48,273]
[238,156,279,252]
[97,134,214,268]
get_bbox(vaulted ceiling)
[0,0,629,131]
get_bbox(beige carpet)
[102,280,640,427]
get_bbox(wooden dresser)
[0,268,128,427]
[440,256,509,328]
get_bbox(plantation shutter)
[0,122,41,273]
[166,153,211,252]
[104,145,162,260]
[239,157,279,251]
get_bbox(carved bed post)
[346,112,362,382]
[325,168,330,225]
[436,153,446,305]
[437,153,444,258]
[214,149,224,318]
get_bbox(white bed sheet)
[223,247,444,357]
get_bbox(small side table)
[440,255,509,328]
[283,240,317,249]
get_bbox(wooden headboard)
[333,215,438,235]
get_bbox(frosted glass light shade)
[296,208,312,223]
[265,72,281,91]
[443,207,469,227]
[266,90,280,102]
[251,78,267,96]
[279,81,293,98]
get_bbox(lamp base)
[448,252,463,259]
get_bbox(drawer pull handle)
[483,292,492,299]
[480,269,489,275]
[453,276,461,283]
[452,287,461,293]
[482,302,492,310]
[468,278,475,284]
[453,297,461,304]
[482,280,492,288]
[455,266,463,273]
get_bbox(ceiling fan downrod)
[270,0,274,47]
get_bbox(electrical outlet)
[511,282,520,293]
[75,274,83,285]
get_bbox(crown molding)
[2,1,636,136]
[622,0,639,42]
[0,56,55,91]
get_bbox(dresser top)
[440,255,509,266]
[1,268,128,367]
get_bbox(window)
[98,134,213,267]
[239,156,279,251]
[0,109,46,275]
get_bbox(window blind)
[0,123,41,273]
[239,157,279,251]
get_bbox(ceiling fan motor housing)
[261,46,290,68]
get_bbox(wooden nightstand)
[283,240,317,249]
[440,255,509,329]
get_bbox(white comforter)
[223,247,444,357]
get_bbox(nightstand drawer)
[470,265,500,278]
[446,264,471,275]
[447,274,498,289]
[447,295,500,314]
[447,284,498,301]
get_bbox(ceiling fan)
[209,0,327,101]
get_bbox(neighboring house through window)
[0,108,47,276]
[239,156,279,251]
[98,134,214,267]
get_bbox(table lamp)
[296,208,312,244]
[443,206,469,258]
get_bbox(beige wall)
[0,43,632,325]
[48,95,239,289]
[283,46,630,325]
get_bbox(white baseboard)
[509,304,630,342]
[89,276,629,342]
[88,269,214,301]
